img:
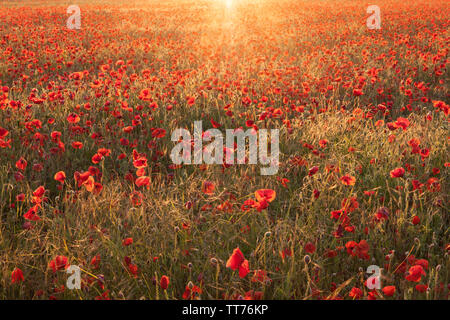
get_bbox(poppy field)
[0,0,449,300]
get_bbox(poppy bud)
[160,275,169,290]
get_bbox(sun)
[225,0,233,8]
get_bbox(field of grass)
[0,0,448,300]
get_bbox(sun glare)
[225,0,233,9]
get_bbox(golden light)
[225,0,233,9]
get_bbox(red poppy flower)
[415,284,428,293]
[122,238,133,246]
[93,182,103,195]
[54,171,66,183]
[0,127,8,139]
[340,175,356,186]
[414,259,428,270]
[226,247,250,278]
[255,189,276,203]
[15,157,27,171]
[49,255,69,273]
[135,176,150,188]
[210,119,221,128]
[251,270,271,283]
[252,199,269,212]
[187,97,195,106]
[83,176,95,192]
[92,153,103,164]
[138,88,152,101]
[127,263,138,277]
[91,255,101,269]
[72,141,83,149]
[130,191,143,206]
[182,284,202,300]
[152,128,166,138]
[33,186,45,198]
[390,167,405,178]
[244,290,263,300]
[67,113,80,124]
[345,240,370,260]
[201,181,215,195]
[308,166,319,176]
[394,117,410,131]
[349,287,363,299]
[24,205,40,221]
[11,268,24,284]
[133,157,147,169]
[160,275,170,290]
[304,242,316,254]
[405,265,426,282]
[382,286,396,297]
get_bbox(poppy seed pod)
[304,255,311,264]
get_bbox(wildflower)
[11,268,24,284]
[226,247,249,278]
